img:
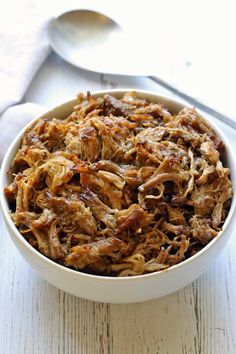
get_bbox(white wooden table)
[1,52,236,354]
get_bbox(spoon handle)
[149,75,236,130]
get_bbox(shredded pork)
[4,92,232,276]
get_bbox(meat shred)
[5,92,232,276]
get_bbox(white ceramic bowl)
[1,89,236,304]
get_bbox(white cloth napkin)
[0,1,50,114]
[0,0,108,117]
[0,0,50,163]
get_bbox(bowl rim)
[1,88,235,282]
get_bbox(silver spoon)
[48,9,236,129]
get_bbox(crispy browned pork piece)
[5,91,232,276]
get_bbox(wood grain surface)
[1,53,236,354]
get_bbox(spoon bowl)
[48,10,127,75]
[48,9,236,129]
